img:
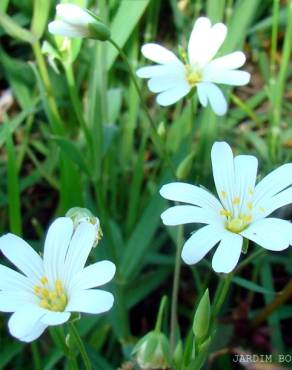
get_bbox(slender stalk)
[155,296,168,333]
[31,342,42,370]
[212,273,234,319]
[170,225,184,351]
[69,322,92,370]
[108,38,176,178]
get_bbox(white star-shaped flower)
[160,142,292,273]
[0,217,116,342]
[137,17,250,115]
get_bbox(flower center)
[185,64,202,86]
[33,277,67,312]
[225,214,252,233]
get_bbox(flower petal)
[41,311,71,326]
[255,186,292,220]
[66,289,114,314]
[48,20,89,37]
[136,65,176,78]
[181,224,224,265]
[156,82,190,106]
[241,218,292,251]
[141,43,180,64]
[211,141,235,210]
[63,222,96,285]
[212,232,243,273]
[56,4,93,26]
[0,291,36,312]
[147,63,186,93]
[188,17,227,66]
[8,305,46,341]
[43,217,73,284]
[197,82,227,116]
[234,154,258,212]
[160,182,222,214]
[203,69,250,86]
[70,261,116,292]
[0,233,43,282]
[253,163,292,207]
[19,321,47,343]
[161,205,222,226]
[0,264,32,291]
[207,51,246,70]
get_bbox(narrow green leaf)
[0,11,35,43]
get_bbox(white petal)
[56,4,93,26]
[0,233,43,282]
[160,182,222,214]
[188,17,227,66]
[41,311,71,326]
[234,154,258,212]
[0,264,32,291]
[161,205,222,226]
[207,51,246,70]
[67,289,114,314]
[19,321,47,343]
[43,217,73,284]
[212,232,243,273]
[211,141,235,210]
[203,68,250,86]
[63,222,96,285]
[241,218,292,250]
[137,65,171,78]
[70,261,116,292]
[141,43,180,64]
[156,82,190,106]
[253,163,292,207]
[181,224,224,265]
[147,63,186,93]
[0,291,36,312]
[256,187,292,219]
[197,82,227,115]
[48,21,89,38]
[8,305,45,341]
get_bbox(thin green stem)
[212,273,234,319]
[155,296,167,333]
[69,322,92,370]
[108,38,176,178]
[170,225,184,351]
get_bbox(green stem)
[170,225,184,351]
[212,273,234,319]
[69,322,92,370]
[31,342,41,370]
[108,38,176,178]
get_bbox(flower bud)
[193,289,210,342]
[66,207,102,247]
[157,121,166,138]
[132,331,170,370]
[48,4,110,41]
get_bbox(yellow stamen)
[247,202,253,211]
[40,276,48,285]
[248,188,254,196]
[259,206,265,213]
[232,197,240,205]
[220,209,232,217]
[220,190,227,199]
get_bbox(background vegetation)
[0,0,291,369]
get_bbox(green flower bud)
[157,121,166,137]
[173,340,183,369]
[193,289,210,342]
[66,207,102,247]
[132,331,171,370]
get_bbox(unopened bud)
[176,151,195,180]
[193,289,210,342]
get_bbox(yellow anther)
[242,214,252,223]
[40,276,48,285]
[55,279,63,295]
[247,202,253,211]
[259,206,265,213]
[34,286,41,295]
[220,209,232,217]
[220,190,227,199]
[232,197,240,205]
[60,294,67,305]
[42,288,50,298]
[185,65,202,86]
[49,291,57,300]
[248,188,254,196]
[40,299,50,309]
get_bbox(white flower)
[160,142,292,273]
[136,17,250,115]
[48,4,96,38]
[0,217,116,342]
